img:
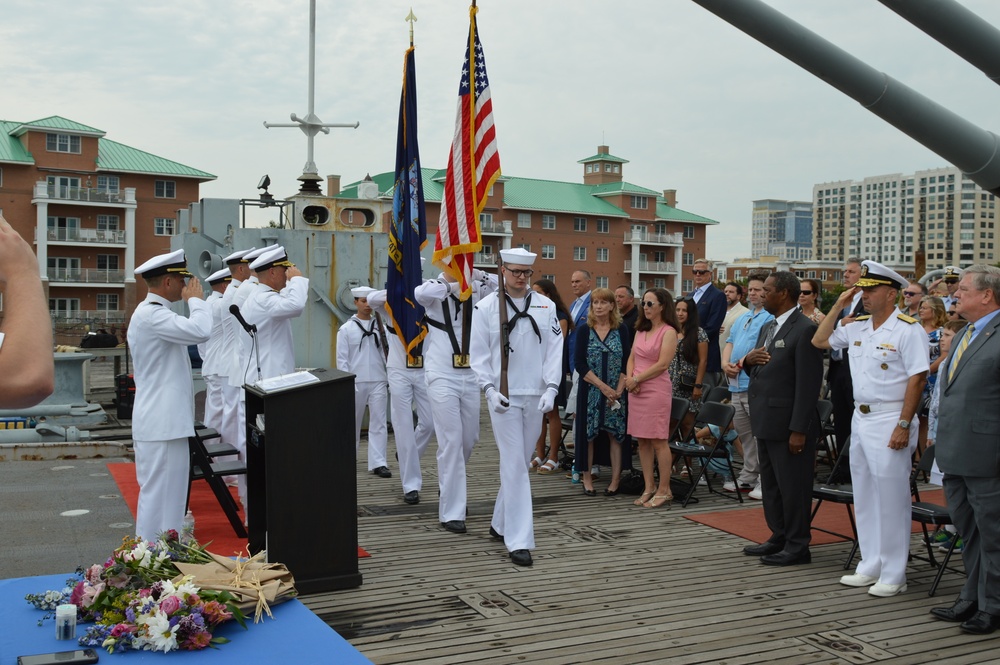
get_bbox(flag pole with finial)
[406,8,416,47]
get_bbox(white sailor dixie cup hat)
[351,286,375,299]
[223,247,256,265]
[249,245,293,272]
[207,268,232,284]
[134,248,192,278]
[499,247,537,266]
[856,260,906,290]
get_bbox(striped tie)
[948,323,975,383]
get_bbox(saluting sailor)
[336,286,392,479]
[228,246,269,386]
[198,267,232,437]
[813,260,928,597]
[415,266,497,534]
[470,248,564,567]
[367,280,436,503]
[241,245,308,380]
[940,266,962,312]
[128,249,212,542]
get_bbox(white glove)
[486,386,509,414]
[471,268,486,283]
[537,387,559,413]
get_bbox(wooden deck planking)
[300,412,994,664]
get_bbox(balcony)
[472,251,498,268]
[480,219,512,236]
[46,185,128,204]
[42,228,127,244]
[47,268,126,285]
[50,310,127,324]
[624,260,677,274]
[623,229,684,246]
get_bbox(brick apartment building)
[0,116,214,330]
[334,145,719,297]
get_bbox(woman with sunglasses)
[797,279,825,325]
[624,288,679,509]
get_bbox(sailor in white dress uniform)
[128,249,212,542]
[241,245,308,380]
[197,268,231,436]
[470,248,564,566]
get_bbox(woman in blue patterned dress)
[574,288,632,496]
[669,297,709,438]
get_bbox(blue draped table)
[0,574,371,664]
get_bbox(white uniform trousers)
[731,391,760,486]
[850,409,918,585]
[490,395,543,552]
[219,382,246,506]
[388,367,434,494]
[427,370,481,523]
[134,437,190,542]
[355,381,389,471]
[202,374,224,433]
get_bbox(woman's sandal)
[538,459,560,474]
[644,494,673,509]
[633,491,655,506]
[530,456,543,470]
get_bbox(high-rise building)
[813,166,998,270]
[751,199,813,261]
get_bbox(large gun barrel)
[691,0,1000,196]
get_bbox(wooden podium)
[245,368,362,593]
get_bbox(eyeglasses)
[691,270,710,275]
[800,290,813,296]
[903,291,921,297]
[948,311,958,316]
[504,268,533,277]
[642,301,658,308]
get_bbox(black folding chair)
[703,385,731,405]
[814,399,836,470]
[810,435,857,569]
[669,401,739,507]
[188,426,247,538]
[911,446,965,596]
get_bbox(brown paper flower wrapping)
[174,551,297,623]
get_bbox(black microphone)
[229,304,256,334]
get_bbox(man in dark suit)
[689,259,727,385]
[931,265,1000,635]
[742,271,824,566]
[615,284,639,338]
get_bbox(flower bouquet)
[26,531,251,653]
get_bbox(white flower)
[174,575,200,597]
[136,609,178,652]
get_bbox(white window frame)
[573,217,587,232]
[596,276,609,288]
[630,195,648,210]
[49,298,81,316]
[96,254,120,271]
[542,215,556,230]
[518,243,531,252]
[154,218,177,236]
[97,175,120,193]
[541,245,555,260]
[154,180,176,199]
[596,219,609,234]
[517,212,531,228]
[573,247,587,261]
[46,133,81,154]
[596,247,609,262]
[96,215,120,231]
[96,293,119,311]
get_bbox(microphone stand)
[249,327,263,384]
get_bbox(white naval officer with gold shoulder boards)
[128,249,212,542]
[198,268,232,436]
[470,247,564,566]
[813,260,928,597]
[240,245,308,380]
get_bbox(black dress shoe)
[760,550,811,566]
[489,526,503,540]
[743,541,784,557]
[960,610,1000,635]
[583,488,597,497]
[510,549,533,566]
[930,599,978,623]
[372,466,392,478]
[604,488,619,496]
[403,490,420,505]
[441,520,466,534]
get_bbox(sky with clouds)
[3,0,1000,262]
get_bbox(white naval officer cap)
[242,246,271,268]
[223,247,256,265]
[499,247,537,266]
[942,265,963,282]
[351,286,375,300]
[134,248,191,278]
[207,268,232,285]
[249,245,293,272]
[856,260,906,290]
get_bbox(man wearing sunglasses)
[898,282,926,318]
[689,259,727,387]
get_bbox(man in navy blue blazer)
[689,259,727,383]
[567,270,592,374]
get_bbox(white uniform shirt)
[198,291,226,377]
[228,276,260,386]
[365,289,426,371]
[220,278,243,381]
[415,273,497,376]
[241,275,308,379]
[127,294,212,441]
[336,315,389,382]
[470,291,564,396]
[828,312,929,404]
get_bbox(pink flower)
[106,572,130,589]
[84,564,103,584]
[180,629,212,650]
[69,581,85,606]
[110,623,136,638]
[159,595,181,616]
[200,601,232,626]
[81,582,105,608]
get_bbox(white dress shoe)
[839,573,879,587]
[868,582,907,597]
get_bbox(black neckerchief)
[506,292,541,344]
[354,318,380,352]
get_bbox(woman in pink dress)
[625,288,679,509]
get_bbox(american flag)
[432,6,501,300]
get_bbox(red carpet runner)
[108,462,369,558]
[685,489,946,545]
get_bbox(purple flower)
[159,595,181,616]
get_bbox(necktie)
[762,321,778,349]
[948,323,975,383]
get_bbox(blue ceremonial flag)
[387,46,428,365]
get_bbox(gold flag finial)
[405,8,417,47]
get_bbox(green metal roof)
[1,117,215,179]
[97,139,214,180]
[338,170,719,224]
[577,152,629,164]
